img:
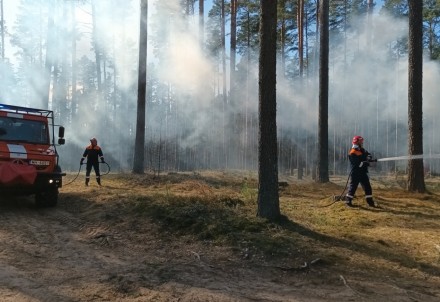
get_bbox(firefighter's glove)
[80,158,84,165]
[359,161,369,168]
[367,155,378,162]
[101,158,105,163]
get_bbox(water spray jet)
[325,154,440,207]
[376,154,440,162]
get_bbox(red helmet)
[352,135,364,145]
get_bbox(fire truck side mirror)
[58,126,65,145]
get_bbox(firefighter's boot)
[85,178,89,186]
[97,177,101,186]
[366,197,376,207]
[344,195,354,207]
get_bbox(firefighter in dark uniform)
[80,137,105,186]
[345,136,376,207]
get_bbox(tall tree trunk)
[305,8,310,78]
[366,0,374,50]
[279,0,286,77]
[199,0,204,44]
[428,21,433,59]
[230,0,238,167]
[257,0,280,221]
[407,0,425,192]
[133,0,148,174]
[92,0,102,93]
[54,3,69,119]
[244,9,251,170]
[317,0,329,183]
[71,1,77,114]
[230,0,237,104]
[221,0,227,168]
[313,0,320,77]
[298,0,304,77]
[343,0,347,68]
[42,13,55,109]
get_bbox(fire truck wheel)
[35,188,59,207]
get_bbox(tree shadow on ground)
[275,215,440,278]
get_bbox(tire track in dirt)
[0,201,138,301]
[0,204,82,301]
[44,209,116,247]
[1,195,307,301]
[36,202,261,298]
[0,262,77,302]
[38,202,337,301]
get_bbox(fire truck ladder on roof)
[0,103,53,118]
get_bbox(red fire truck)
[0,103,65,207]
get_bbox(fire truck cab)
[0,103,65,207]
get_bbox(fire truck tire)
[35,188,59,207]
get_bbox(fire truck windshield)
[0,116,49,144]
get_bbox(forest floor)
[0,170,440,302]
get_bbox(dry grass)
[62,171,440,297]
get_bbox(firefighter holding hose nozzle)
[345,136,377,208]
[80,137,105,186]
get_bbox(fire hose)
[320,158,378,207]
[321,153,437,207]
[63,161,111,186]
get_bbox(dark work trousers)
[346,171,372,201]
[86,161,101,183]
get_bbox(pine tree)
[133,0,148,174]
[407,0,425,192]
[257,0,280,221]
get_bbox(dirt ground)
[1,172,439,302]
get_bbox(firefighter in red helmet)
[345,136,376,207]
[80,137,105,186]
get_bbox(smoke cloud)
[1,1,440,175]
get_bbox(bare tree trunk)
[317,0,329,183]
[230,0,238,167]
[91,0,102,93]
[313,0,320,77]
[279,0,286,77]
[428,21,433,59]
[244,9,251,170]
[42,10,55,109]
[71,1,77,113]
[54,3,69,119]
[407,0,425,192]
[221,0,227,168]
[230,0,237,101]
[298,0,304,77]
[257,0,280,221]
[199,0,204,45]
[305,8,309,79]
[133,0,148,174]
[343,0,347,68]
[366,0,374,50]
